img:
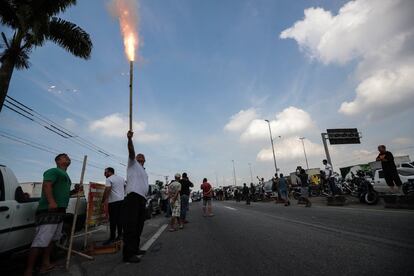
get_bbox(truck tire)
[365,191,379,205]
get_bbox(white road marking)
[224,206,237,211]
[140,224,168,251]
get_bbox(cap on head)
[175,173,181,179]
[182,172,188,178]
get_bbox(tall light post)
[232,160,237,186]
[264,119,278,175]
[299,137,309,169]
[248,163,253,183]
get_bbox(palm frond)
[47,17,92,59]
[0,44,30,69]
[0,0,19,28]
[34,0,77,17]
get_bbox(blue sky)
[1,0,413,186]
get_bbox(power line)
[0,130,113,172]
[4,95,125,165]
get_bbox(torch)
[112,0,139,132]
[129,60,133,131]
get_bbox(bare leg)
[40,242,54,271]
[207,203,213,216]
[24,248,42,276]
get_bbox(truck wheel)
[365,191,378,205]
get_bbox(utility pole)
[232,160,237,186]
[299,137,309,169]
[321,133,333,169]
[248,163,253,183]
[265,120,278,175]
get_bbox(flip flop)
[168,228,177,232]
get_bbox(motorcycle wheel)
[364,191,379,205]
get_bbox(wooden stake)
[66,155,88,270]
[129,60,133,131]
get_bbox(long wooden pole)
[66,155,88,270]
[129,60,133,131]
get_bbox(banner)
[86,182,108,226]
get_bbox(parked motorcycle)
[345,171,379,205]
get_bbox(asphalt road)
[130,200,414,276]
[3,200,414,276]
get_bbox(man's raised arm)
[127,131,135,160]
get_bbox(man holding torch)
[123,130,149,263]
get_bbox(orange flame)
[111,0,139,61]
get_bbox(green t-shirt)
[38,167,72,210]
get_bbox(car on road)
[372,168,414,194]
[0,165,87,256]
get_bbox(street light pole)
[232,160,237,186]
[265,120,278,175]
[248,163,253,183]
[299,137,309,169]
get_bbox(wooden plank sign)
[86,183,108,227]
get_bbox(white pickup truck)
[0,165,87,255]
[372,167,414,194]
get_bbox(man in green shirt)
[24,153,79,276]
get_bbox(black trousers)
[384,170,403,187]
[123,192,146,259]
[108,200,123,240]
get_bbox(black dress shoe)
[136,249,146,255]
[123,255,141,263]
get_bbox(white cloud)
[224,108,258,132]
[63,118,77,130]
[392,137,413,146]
[240,106,315,142]
[257,136,324,161]
[280,0,414,119]
[89,113,161,143]
[339,66,414,117]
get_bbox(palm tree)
[0,0,92,112]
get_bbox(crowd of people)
[23,139,403,275]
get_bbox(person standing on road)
[169,174,182,231]
[234,188,240,202]
[279,173,290,206]
[102,167,125,245]
[242,183,250,205]
[160,183,170,216]
[24,154,80,276]
[323,160,335,196]
[298,169,312,207]
[376,145,403,192]
[123,131,149,263]
[201,178,214,216]
[179,172,193,225]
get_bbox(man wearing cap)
[123,131,149,263]
[168,173,182,231]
